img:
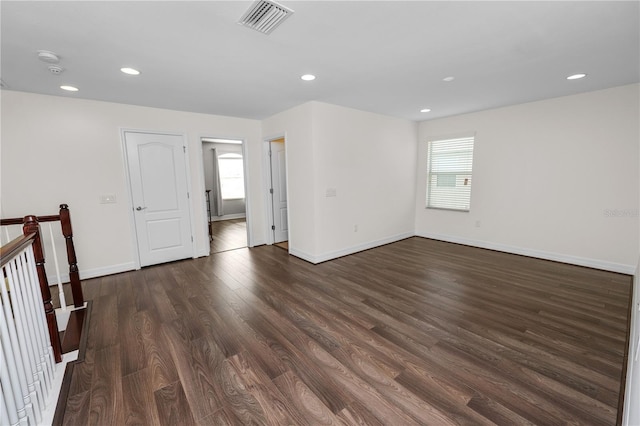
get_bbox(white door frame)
[262,133,289,246]
[196,136,253,256]
[120,128,197,269]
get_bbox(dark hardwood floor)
[210,219,247,253]
[57,237,632,425]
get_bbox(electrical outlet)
[475,220,481,228]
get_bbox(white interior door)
[270,140,288,243]
[124,131,193,267]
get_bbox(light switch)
[100,194,117,204]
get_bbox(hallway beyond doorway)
[210,218,247,253]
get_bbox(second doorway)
[202,137,248,253]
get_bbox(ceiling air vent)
[238,0,294,35]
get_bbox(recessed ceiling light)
[443,76,455,82]
[420,108,431,113]
[121,67,140,75]
[567,73,587,80]
[301,74,316,81]
[60,85,79,92]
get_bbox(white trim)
[41,350,79,426]
[290,232,414,264]
[50,261,137,284]
[182,138,198,259]
[196,247,209,258]
[415,231,636,274]
[251,238,267,247]
[288,247,316,263]
[119,128,143,270]
[195,135,211,257]
[78,261,138,279]
[240,139,254,247]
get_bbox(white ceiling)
[1,1,638,122]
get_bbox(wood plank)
[55,237,631,425]
[122,368,161,426]
[88,345,124,425]
[154,381,197,426]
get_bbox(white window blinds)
[426,136,474,211]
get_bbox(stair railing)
[0,231,56,425]
[1,204,85,312]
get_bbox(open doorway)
[201,137,248,253]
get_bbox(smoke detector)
[238,0,293,35]
[48,65,64,75]
[37,50,60,64]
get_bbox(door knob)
[136,206,147,211]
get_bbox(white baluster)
[16,249,53,391]
[1,262,32,426]
[25,245,56,376]
[0,382,12,426]
[48,222,67,311]
[0,340,22,426]
[5,253,47,413]
[0,262,39,424]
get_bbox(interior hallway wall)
[1,91,263,277]
[415,84,639,273]
[262,101,417,263]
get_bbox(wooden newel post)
[23,215,63,363]
[59,204,84,308]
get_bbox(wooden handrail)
[23,215,63,363]
[0,232,37,268]
[1,204,85,308]
[1,215,61,226]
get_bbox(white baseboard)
[288,247,316,264]
[415,231,636,275]
[250,238,266,248]
[290,232,414,264]
[48,233,633,285]
[80,262,137,280]
[196,247,210,258]
[49,262,137,285]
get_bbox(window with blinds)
[426,136,475,211]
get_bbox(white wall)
[1,91,263,278]
[415,84,640,273]
[262,101,417,263]
[312,102,417,260]
[262,102,317,256]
